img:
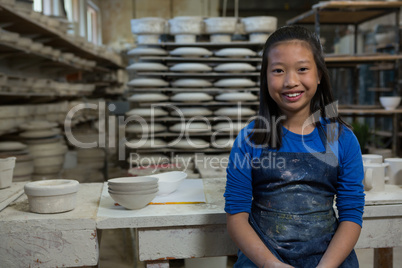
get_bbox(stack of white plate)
[107,176,159,210]
[19,121,67,181]
[0,141,33,182]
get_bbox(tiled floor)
[99,229,402,268]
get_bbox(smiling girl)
[224,25,364,268]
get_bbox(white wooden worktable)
[0,179,401,267]
[97,178,402,267]
[0,183,103,268]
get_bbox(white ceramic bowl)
[152,171,187,196]
[241,16,277,33]
[108,187,158,195]
[108,183,158,192]
[108,176,159,186]
[109,191,157,210]
[130,17,166,34]
[169,16,203,35]
[204,17,237,34]
[379,96,401,110]
[24,179,79,213]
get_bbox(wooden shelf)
[287,1,402,25]
[136,56,262,63]
[325,54,402,66]
[127,87,260,93]
[339,108,402,115]
[0,3,122,69]
[0,42,93,71]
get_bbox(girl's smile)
[267,40,321,119]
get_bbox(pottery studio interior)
[1,0,402,267]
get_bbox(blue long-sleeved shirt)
[224,121,365,227]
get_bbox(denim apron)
[234,129,358,268]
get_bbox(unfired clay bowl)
[0,157,16,189]
[24,179,79,213]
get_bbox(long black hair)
[250,25,350,148]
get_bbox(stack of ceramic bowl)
[130,17,166,44]
[204,17,238,43]
[0,141,33,182]
[241,16,278,43]
[169,16,203,43]
[19,121,67,180]
[107,176,159,210]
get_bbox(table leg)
[145,260,169,268]
[374,248,393,268]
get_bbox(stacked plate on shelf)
[0,141,33,182]
[19,121,67,181]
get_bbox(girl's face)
[267,40,321,118]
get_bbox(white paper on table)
[150,179,206,204]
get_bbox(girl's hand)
[262,260,294,268]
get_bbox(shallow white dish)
[169,47,213,57]
[126,108,168,117]
[169,122,211,133]
[379,96,401,110]
[215,92,258,102]
[108,188,158,195]
[0,141,27,151]
[24,179,79,214]
[127,47,168,56]
[152,171,187,195]
[108,176,159,186]
[126,138,167,149]
[126,62,168,72]
[170,107,213,117]
[171,79,212,88]
[127,78,169,88]
[170,92,213,102]
[214,48,257,57]
[214,107,256,117]
[214,78,256,88]
[170,138,210,149]
[128,93,169,102]
[109,190,156,210]
[170,63,212,72]
[126,123,167,133]
[214,63,256,72]
[213,121,247,132]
